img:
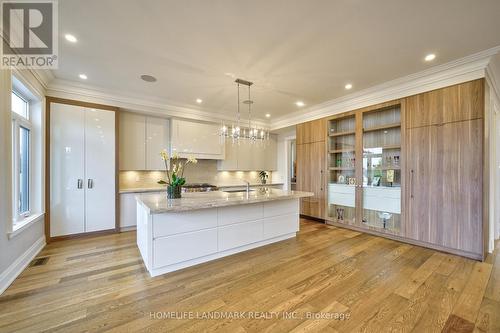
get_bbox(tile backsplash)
[119,159,273,189]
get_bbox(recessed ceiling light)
[296,101,305,107]
[79,73,87,80]
[65,34,77,43]
[265,113,271,118]
[196,98,203,104]
[140,74,157,82]
[345,83,353,90]
[425,53,436,62]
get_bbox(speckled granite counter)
[119,182,284,194]
[135,188,313,213]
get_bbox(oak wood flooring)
[0,219,498,333]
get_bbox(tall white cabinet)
[50,102,116,237]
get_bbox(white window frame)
[11,90,33,224]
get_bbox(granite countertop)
[135,188,313,213]
[119,182,284,194]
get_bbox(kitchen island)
[135,188,313,277]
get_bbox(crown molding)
[271,46,500,130]
[46,78,270,128]
[485,55,500,106]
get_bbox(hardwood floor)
[0,219,498,332]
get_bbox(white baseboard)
[0,235,46,295]
[120,226,136,232]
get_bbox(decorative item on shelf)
[386,169,394,186]
[378,212,393,229]
[337,174,346,184]
[371,176,381,186]
[336,208,344,221]
[259,170,268,184]
[157,150,198,199]
[348,177,356,185]
[219,78,269,146]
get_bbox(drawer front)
[218,203,263,226]
[264,199,299,218]
[153,228,218,268]
[263,214,299,239]
[153,209,217,238]
[218,220,263,252]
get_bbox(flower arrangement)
[158,150,197,198]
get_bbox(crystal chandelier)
[219,78,270,145]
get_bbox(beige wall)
[120,159,274,189]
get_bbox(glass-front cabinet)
[327,114,357,226]
[327,102,404,236]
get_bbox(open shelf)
[329,167,355,171]
[329,130,355,137]
[363,122,401,133]
[329,148,355,154]
[364,144,401,150]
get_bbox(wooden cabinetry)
[119,112,169,170]
[406,79,484,128]
[405,79,484,258]
[296,118,327,144]
[326,102,404,236]
[298,78,486,260]
[296,138,325,219]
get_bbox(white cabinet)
[170,119,224,159]
[119,112,146,170]
[137,198,301,277]
[50,102,116,237]
[119,112,169,170]
[217,134,277,171]
[120,193,138,229]
[146,116,169,170]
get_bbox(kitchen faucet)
[242,179,250,193]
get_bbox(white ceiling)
[54,0,500,122]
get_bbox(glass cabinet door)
[327,115,357,226]
[361,105,402,235]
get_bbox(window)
[11,91,32,222]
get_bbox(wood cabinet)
[326,102,404,236]
[119,112,169,170]
[296,118,327,144]
[406,79,484,128]
[298,78,486,260]
[170,119,224,160]
[296,140,325,219]
[406,107,483,257]
[217,135,278,171]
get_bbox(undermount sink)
[223,189,256,193]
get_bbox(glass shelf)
[361,106,401,234]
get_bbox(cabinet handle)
[410,169,414,199]
[320,170,324,191]
[88,179,94,189]
[77,179,83,189]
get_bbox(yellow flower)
[172,152,180,160]
[159,150,169,161]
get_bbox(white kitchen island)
[135,188,313,277]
